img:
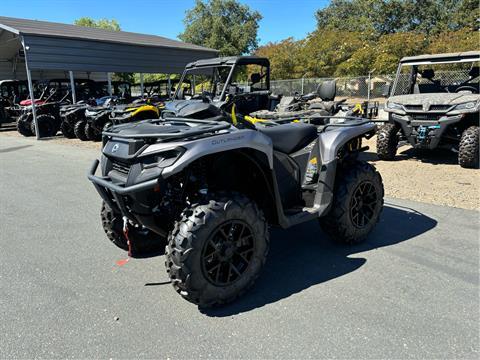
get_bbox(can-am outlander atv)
[378,51,479,168]
[88,77,384,307]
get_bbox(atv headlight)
[453,101,478,111]
[143,147,185,168]
[386,102,403,111]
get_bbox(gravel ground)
[361,136,480,210]
[1,127,478,210]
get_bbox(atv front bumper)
[88,159,166,236]
[391,113,463,149]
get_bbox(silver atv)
[378,51,479,168]
[88,114,383,307]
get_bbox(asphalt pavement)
[0,134,479,359]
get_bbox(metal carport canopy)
[0,16,218,73]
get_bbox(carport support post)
[22,37,40,140]
[107,73,113,97]
[140,73,144,100]
[69,71,76,104]
[167,74,171,99]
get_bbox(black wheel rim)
[201,220,255,286]
[350,181,378,228]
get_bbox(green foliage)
[255,38,305,79]
[74,17,121,31]
[256,0,478,79]
[315,0,479,36]
[179,0,262,56]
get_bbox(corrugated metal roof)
[0,16,217,53]
[401,51,480,63]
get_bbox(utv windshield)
[175,62,269,100]
[392,59,480,96]
[176,65,233,100]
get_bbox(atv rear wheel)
[84,122,102,141]
[458,126,479,168]
[320,161,384,244]
[165,193,269,307]
[60,120,76,139]
[30,114,57,138]
[74,120,88,141]
[377,123,399,160]
[100,202,166,257]
[16,114,33,137]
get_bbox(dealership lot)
[0,134,478,359]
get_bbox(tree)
[179,0,262,56]
[301,30,363,77]
[255,38,305,79]
[315,0,479,36]
[74,17,121,31]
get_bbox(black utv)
[162,56,278,120]
[378,51,479,168]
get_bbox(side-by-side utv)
[378,51,479,168]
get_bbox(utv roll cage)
[174,56,271,101]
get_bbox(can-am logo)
[112,144,120,153]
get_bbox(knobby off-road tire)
[320,161,384,245]
[16,114,33,137]
[74,120,88,141]
[60,120,76,139]
[377,123,399,160]
[84,121,102,141]
[100,201,166,257]
[165,193,269,307]
[458,126,479,168]
[30,114,57,138]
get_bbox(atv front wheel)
[458,126,479,168]
[30,114,57,138]
[16,114,33,137]
[100,202,166,257]
[74,120,88,141]
[85,122,102,141]
[320,161,384,244]
[165,193,269,307]
[60,120,76,139]
[376,123,399,160]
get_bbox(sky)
[0,0,328,45]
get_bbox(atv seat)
[258,123,317,154]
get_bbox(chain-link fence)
[270,75,395,100]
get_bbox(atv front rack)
[102,117,231,140]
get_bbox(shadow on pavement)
[0,144,33,153]
[202,203,437,317]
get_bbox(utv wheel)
[377,123,399,160]
[100,201,166,257]
[320,161,384,244]
[16,114,33,137]
[74,120,88,141]
[458,126,479,168]
[60,120,76,139]
[84,122,102,141]
[30,114,57,138]
[165,193,269,307]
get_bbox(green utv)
[378,51,479,168]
